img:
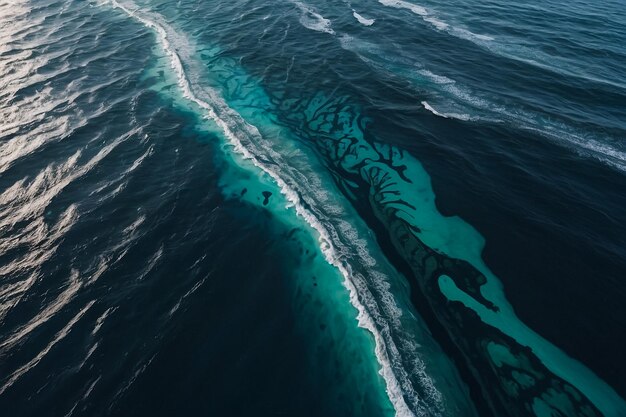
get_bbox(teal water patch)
[375,147,626,416]
[272,89,626,416]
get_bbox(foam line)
[105,2,417,415]
[291,1,335,35]
[353,10,375,26]
[421,101,472,121]
[417,66,626,172]
[378,0,493,42]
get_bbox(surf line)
[104,1,416,416]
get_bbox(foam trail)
[291,1,335,35]
[332,31,626,173]
[417,70,455,85]
[417,70,626,172]
[382,0,625,83]
[422,101,445,117]
[353,10,375,26]
[421,101,472,121]
[379,0,426,16]
[423,17,447,30]
[378,0,493,42]
[105,1,416,416]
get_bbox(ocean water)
[1,0,625,416]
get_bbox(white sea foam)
[452,27,494,42]
[105,2,427,415]
[379,0,427,16]
[522,124,626,172]
[421,68,626,171]
[377,0,493,43]
[423,17,448,30]
[291,1,335,35]
[420,70,491,109]
[383,0,625,85]
[422,101,472,121]
[417,69,455,85]
[353,10,375,26]
[421,101,445,118]
[418,70,626,172]
[420,68,626,171]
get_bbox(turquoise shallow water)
[1,0,625,416]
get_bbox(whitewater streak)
[104,1,421,416]
[421,101,472,121]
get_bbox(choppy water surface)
[1,0,625,416]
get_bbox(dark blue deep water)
[1,1,625,416]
